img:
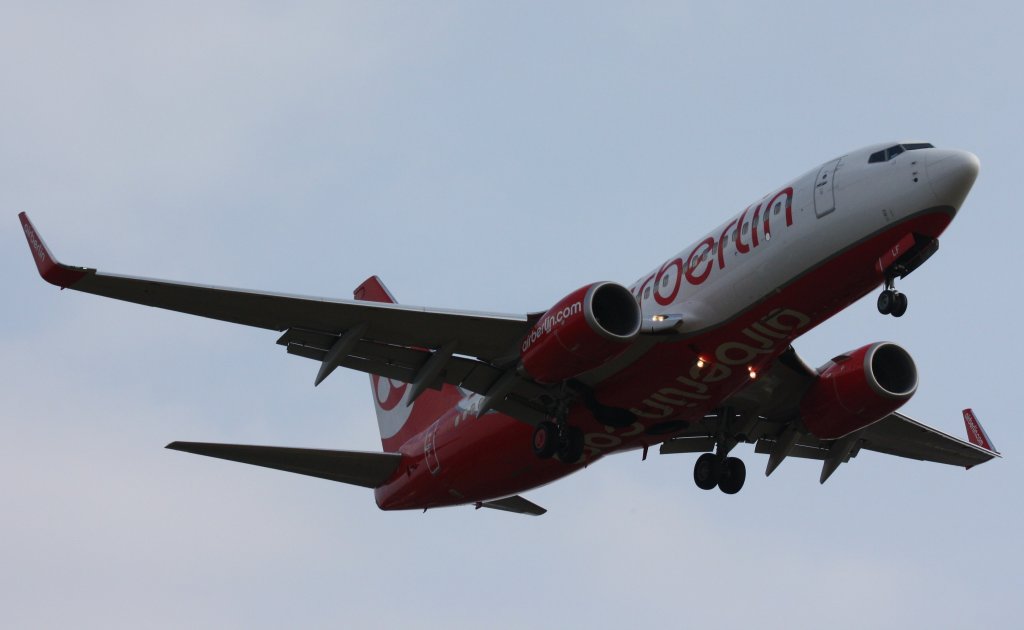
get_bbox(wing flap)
[166,442,404,488]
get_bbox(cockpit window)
[869,142,934,163]
[884,144,909,159]
[868,148,891,163]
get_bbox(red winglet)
[18,212,90,288]
[963,408,998,453]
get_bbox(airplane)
[19,141,1000,516]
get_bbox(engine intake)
[521,282,641,384]
[800,342,918,440]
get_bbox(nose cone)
[926,149,980,210]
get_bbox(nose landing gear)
[877,276,908,318]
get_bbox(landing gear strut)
[692,408,748,494]
[877,275,908,318]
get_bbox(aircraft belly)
[374,408,585,510]
[377,210,957,512]
[593,208,956,441]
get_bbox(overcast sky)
[3,2,1022,628]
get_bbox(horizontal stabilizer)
[166,442,403,488]
[475,495,547,516]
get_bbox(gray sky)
[3,2,1022,628]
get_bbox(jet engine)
[800,342,918,439]
[520,282,641,384]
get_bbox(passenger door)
[813,158,842,218]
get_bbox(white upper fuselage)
[630,142,980,333]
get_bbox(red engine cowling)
[520,282,642,384]
[800,342,918,439]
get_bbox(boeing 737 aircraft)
[20,141,999,516]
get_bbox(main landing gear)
[693,453,746,494]
[532,421,584,464]
[692,407,747,494]
[877,276,908,318]
[532,384,590,465]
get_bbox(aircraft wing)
[20,213,551,423]
[854,412,997,467]
[662,346,1000,481]
[746,410,998,470]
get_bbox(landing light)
[696,358,706,369]
[748,368,758,379]
[652,315,667,322]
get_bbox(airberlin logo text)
[630,307,810,420]
[631,187,794,305]
[521,301,583,352]
[23,225,47,263]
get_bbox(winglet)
[18,213,92,288]
[963,408,998,455]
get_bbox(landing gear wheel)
[556,426,585,464]
[718,457,746,495]
[891,292,908,318]
[693,453,721,490]
[532,421,558,459]
[877,290,894,315]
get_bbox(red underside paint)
[375,209,954,510]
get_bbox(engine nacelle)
[520,282,641,384]
[800,342,918,439]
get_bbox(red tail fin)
[354,276,461,452]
